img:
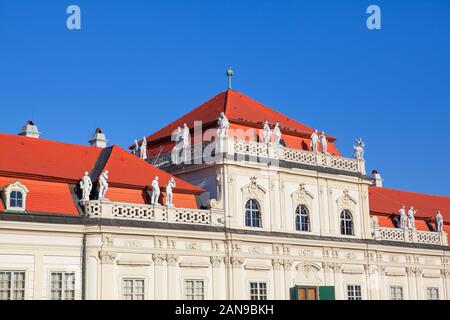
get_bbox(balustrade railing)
[374,226,447,246]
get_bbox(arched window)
[295,205,310,232]
[9,191,23,208]
[340,210,354,235]
[245,199,261,227]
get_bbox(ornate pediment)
[336,189,357,211]
[290,183,314,209]
[240,177,266,203]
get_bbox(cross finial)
[226,66,234,90]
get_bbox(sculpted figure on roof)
[262,120,272,144]
[80,172,92,202]
[310,130,319,152]
[151,176,160,205]
[165,177,176,207]
[98,170,109,201]
[353,138,365,160]
[140,137,147,161]
[398,205,407,228]
[217,112,230,138]
[133,139,139,156]
[182,123,191,162]
[436,210,443,232]
[171,127,183,164]
[407,206,416,229]
[320,131,328,154]
[273,122,282,146]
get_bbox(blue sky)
[0,0,449,195]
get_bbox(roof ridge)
[0,132,98,150]
[371,186,450,200]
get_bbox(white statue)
[320,131,328,154]
[151,176,160,205]
[273,122,282,146]
[181,123,190,162]
[165,177,176,206]
[262,120,272,144]
[98,170,109,201]
[140,137,147,160]
[217,112,230,138]
[171,127,183,164]
[353,138,365,160]
[133,139,139,156]
[398,205,407,228]
[407,206,416,229]
[79,172,92,202]
[310,130,319,152]
[436,210,444,232]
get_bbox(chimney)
[89,128,107,148]
[18,120,41,138]
[371,170,383,187]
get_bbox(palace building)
[0,77,449,300]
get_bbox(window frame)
[184,279,205,300]
[249,281,268,300]
[426,287,439,300]
[346,284,362,300]
[121,278,145,300]
[0,271,26,300]
[389,285,404,300]
[245,199,262,228]
[340,209,354,236]
[49,271,76,300]
[295,204,311,232]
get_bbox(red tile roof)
[0,134,203,214]
[369,186,450,226]
[140,90,341,155]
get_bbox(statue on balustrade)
[353,138,365,160]
[181,123,191,162]
[165,177,176,207]
[98,170,109,201]
[140,137,147,160]
[273,122,282,146]
[133,139,139,156]
[398,205,407,228]
[171,127,183,164]
[262,120,272,144]
[310,130,319,152]
[151,176,160,205]
[436,210,443,232]
[80,172,92,202]
[217,112,230,138]
[320,131,328,154]
[407,206,417,229]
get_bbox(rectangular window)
[122,279,145,300]
[50,272,75,300]
[426,287,439,300]
[347,284,362,300]
[0,271,25,300]
[390,286,403,300]
[185,280,205,300]
[249,282,267,300]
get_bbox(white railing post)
[441,232,448,246]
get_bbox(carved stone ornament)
[241,177,266,204]
[249,246,264,254]
[210,256,223,268]
[336,189,358,212]
[185,242,201,251]
[102,234,114,247]
[283,260,293,270]
[290,183,314,211]
[166,254,179,266]
[99,251,117,264]
[230,257,244,268]
[152,254,166,265]
[272,259,283,270]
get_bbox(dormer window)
[0,181,29,212]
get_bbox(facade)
[0,88,449,300]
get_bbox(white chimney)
[18,120,41,138]
[89,128,107,148]
[371,170,383,187]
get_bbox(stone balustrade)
[83,200,225,227]
[149,137,366,175]
[374,226,447,246]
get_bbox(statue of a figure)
[407,206,416,229]
[273,122,282,146]
[310,130,319,152]
[320,131,328,154]
[398,205,407,228]
[262,120,272,144]
[98,170,109,201]
[353,138,365,160]
[435,210,444,232]
[217,112,230,138]
[140,137,147,160]
[181,123,190,162]
[79,172,92,202]
[133,139,139,156]
[171,127,183,164]
[151,176,160,205]
[165,177,176,206]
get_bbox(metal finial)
[226,66,233,90]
